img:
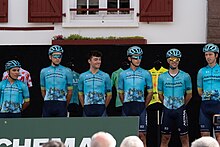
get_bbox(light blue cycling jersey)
[0,79,29,113]
[118,67,153,103]
[197,64,220,101]
[158,70,192,109]
[70,70,79,105]
[78,70,112,105]
[40,65,73,101]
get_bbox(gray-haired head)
[191,136,219,147]
[120,136,144,147]
[91,131,116,147]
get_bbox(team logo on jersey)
[1,101,21,113]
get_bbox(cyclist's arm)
[66,68,73,106]
[105,93,112,107]
[78,92,84,107]
[197,69,203,97]
[119,92,124,103]
[145,90,153,107]
[78,74,84,107]
[66,88,73,106]
[41,88,46,98]
[197,88,203,97]
[118,72,124,103]
[22,101,30,111]
[105,74,112,107]
[184,73,192,105]
[184,92,192,105]
[158,74,164,103]
[22,83,30,111]
[145,71,153,107]
[158,93,164,103]
[40,69,46,99]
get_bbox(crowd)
[0,43,220,147]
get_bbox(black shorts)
[43,100,67,117]
[200,100,220,133]
[83,104,107,117]
[161,105,188,136]
[122,101,147,132]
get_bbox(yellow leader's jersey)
[148,66,168,105]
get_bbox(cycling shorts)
[161,105,188,136]
[200,100,220,132]
[122,101,147,132]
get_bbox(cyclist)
[40,45,73,117]
[2,59,33,88]
[0,60,30,118]
[111,59,129,116]
[78,50,112,117]
[158,48,192,147]
[118,46,153,147]
[68,68,82,117]
[197,43,220,143]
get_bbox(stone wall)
[208,0,220,43]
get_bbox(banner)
[0,117,138,147]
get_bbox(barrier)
[0,117,138,147]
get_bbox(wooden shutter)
[0,0,8,22]
[139,0,173,22]
[28,0,62,23]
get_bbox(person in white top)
[2,67,33,88]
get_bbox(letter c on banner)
[0,138,12,146]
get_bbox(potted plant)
[52,34,147,45]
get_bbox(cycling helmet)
[127,46,143,56]
[48,45,64,55]
[203,43,219,53]
[166,48,182,58]
[5,60,21,71]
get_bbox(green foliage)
[53,34,144,40]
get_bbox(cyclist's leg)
[139,108,147,147]
[179,134,189,147]
[177,105,189,147]
[200,102,212,136]
[212,101,220,144]
[160,108,172,147]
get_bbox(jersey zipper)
[172,76,174,109]
[53,67,56,100]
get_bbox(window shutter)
[28,0,62,23]
[0,0,8,22]
[139,0,173,22]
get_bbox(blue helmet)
[166,48,182,58]
[203,43,219,53]
[5,60,21,71]
[127,46,143,56]
[48,45,64,55]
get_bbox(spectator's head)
[90,131,116,147]
[120,136,144,147]
[42,140,65,147]
[191,136,219,147]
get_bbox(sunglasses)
[169,57,180,62]
[131,56,142,60]
[52,54,62,59]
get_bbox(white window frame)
[62,0,139,28]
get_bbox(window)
[28,0,62,23]
[0,0,8,23]
[62,0,138,27]
[77,0,99,15]
[107,0,130,14]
